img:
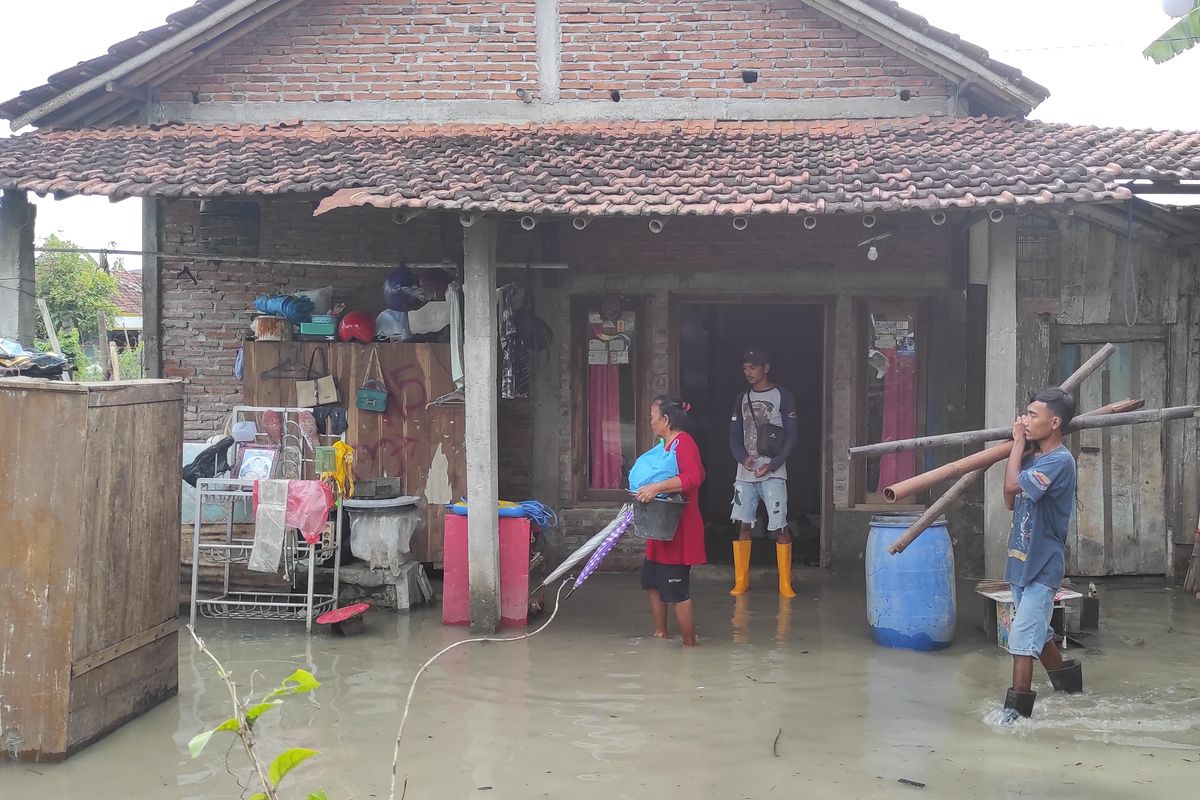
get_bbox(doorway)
[676,301,825,566]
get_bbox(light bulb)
[867,245,879,261]
[1163,0,1194,18]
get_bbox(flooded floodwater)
[4,573,1199,799]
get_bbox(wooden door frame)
[668,293,833,567]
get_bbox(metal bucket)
[631,493,686,541]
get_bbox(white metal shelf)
[189,476,342,633]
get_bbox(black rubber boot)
[1048,660,1083,694]
[1002,688,1037,722]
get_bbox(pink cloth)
[588,364,623,489]
[252,479,335,544]
[876,348,918,492]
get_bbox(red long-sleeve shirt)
[645,431,707,566]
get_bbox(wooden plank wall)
[0,379,182,761]
[0,380,87,760]
[243,342,465,562]
[1021,210,1200,577]
[67,384,183,752]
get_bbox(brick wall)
[160,0,538,103]
[163,199,542,439]
[159,0,948,106]
[559,0,950,101]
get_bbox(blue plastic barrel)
[865,513,956,651]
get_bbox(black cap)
[741,348,770,366]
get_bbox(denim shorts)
[1008,581,1057,657]
[731,478,788,532]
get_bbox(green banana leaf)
[1144,4,1200,64]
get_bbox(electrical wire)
[387,579,571,800]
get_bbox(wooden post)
[462,216,500,633]
[0,190,37,347]
[142,198,162,378]
[984,215,1018,578]
[109,342,122,382]
[97,311,112,380]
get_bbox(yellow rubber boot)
[777,542,797,598]
[729,540,752,596]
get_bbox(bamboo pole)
[886,404,1198,555]
[851,343,1119,459]
[882,399,1145,502]
[849,404,1190,459]
[884,344,1117,556]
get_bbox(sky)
[1,0,1197,272]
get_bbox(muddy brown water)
[4,573,1199,799]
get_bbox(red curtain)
[876,348,918,491]
[589,364,623,489]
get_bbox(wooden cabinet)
[0,378,183,761]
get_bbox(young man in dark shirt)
[1000,387,1084,723]
[727,348,799,597]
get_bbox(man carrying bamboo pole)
[1000,387,1084,723]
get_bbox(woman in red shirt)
[633,395,707,646]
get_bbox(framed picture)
[235,444,280,481]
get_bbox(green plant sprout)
[187,625,328,800]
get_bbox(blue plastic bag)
[628,441,679,491]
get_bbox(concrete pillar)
[535,0,561,102]
[982,215,1018,578]
[0,190,36,347]
[141,198,163,377]
[462,216,501,633]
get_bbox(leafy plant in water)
[187,625,328,800]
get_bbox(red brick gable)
[159,0,539,104]
[155,0,947,106]
[557,1,949,103]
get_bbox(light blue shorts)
[731,478,788,532]
[1009,581,1057,657]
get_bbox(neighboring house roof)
[0,0,1049,130]
[0,117,1196,216]
[113,269,143,315]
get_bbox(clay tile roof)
[0,117,1197,217]
[112,269,142,314]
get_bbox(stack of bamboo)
[849,343,1199,557]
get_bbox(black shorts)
[641,559,691,603]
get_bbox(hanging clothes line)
[32,246,568,272]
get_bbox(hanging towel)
[448,281,465,390]
[250,479,289,573]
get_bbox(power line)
[995,36,1200,54]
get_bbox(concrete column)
[0,190,36,347]
[983,215,1018,578]
[535,0,561,102]
[142,198,163,377]
[463,216,501,633]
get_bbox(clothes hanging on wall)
[448,281,464,391]
[500,283,531,399]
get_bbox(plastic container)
[300,321,337,336]
[442,514,531,628]
[631,493,686,540]
[865,513,956,651]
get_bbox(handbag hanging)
[747,391,785,459]
[356,346,389,413]
[296,347,339,408]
